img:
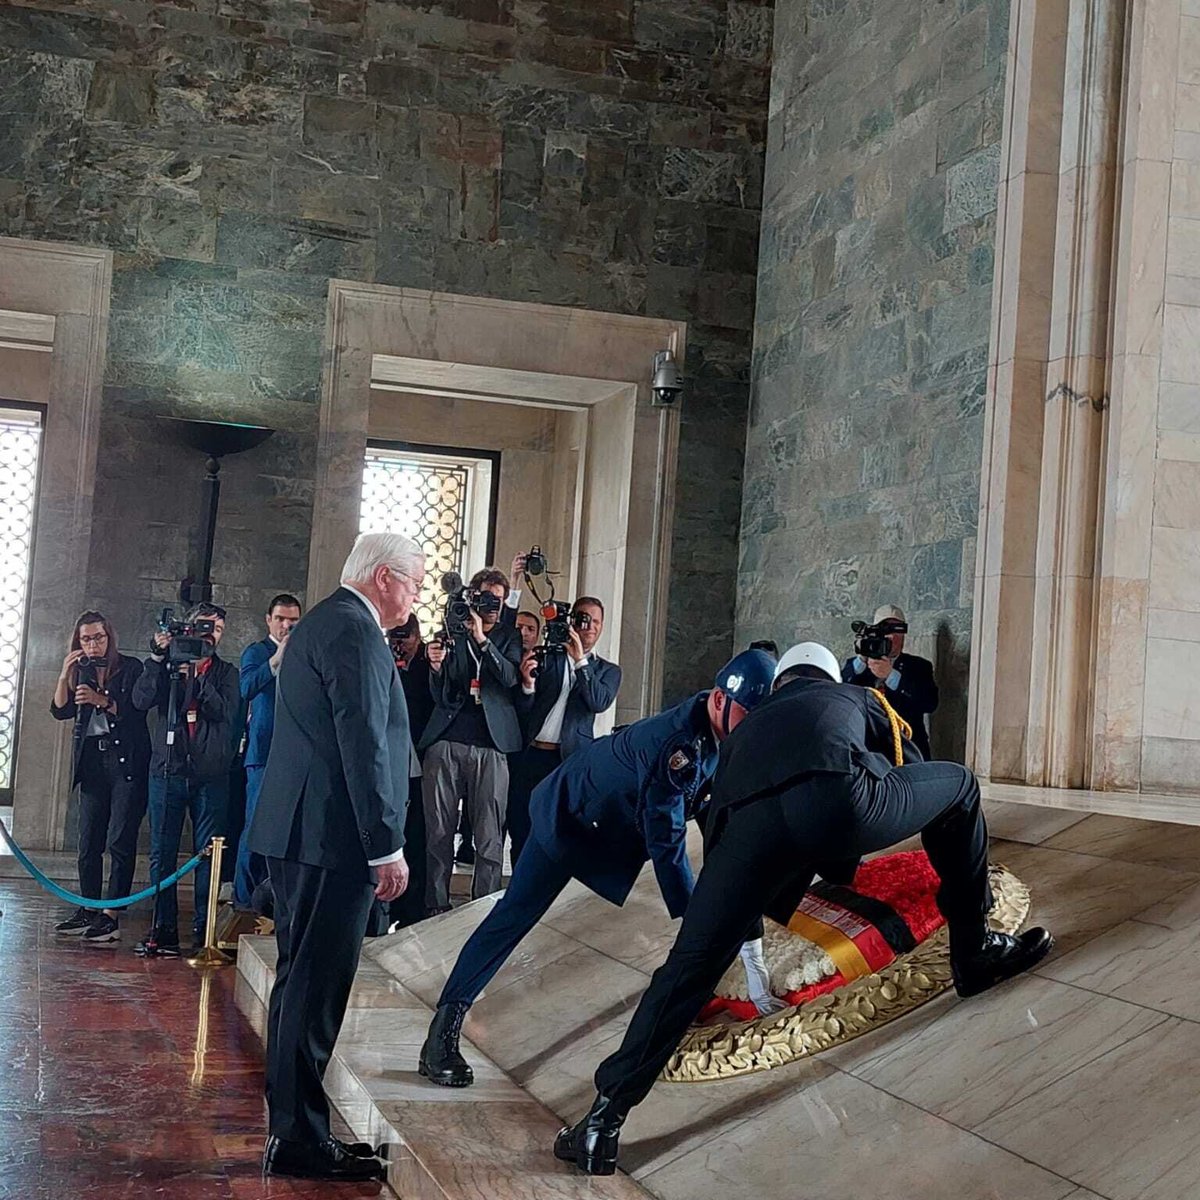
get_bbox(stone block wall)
[738,0,1008,755]
[0,0,770,696]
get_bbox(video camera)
[75,655,102,690]
[851,618,907,660]
[437,572,503,642]
[156,607,216,666]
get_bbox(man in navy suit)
[417,649,778,1089]
[234,593,302,910]
[507,596,622,864]
[248,533,420,1181]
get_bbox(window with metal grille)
[360,442,499,638]
[0,405,43,798]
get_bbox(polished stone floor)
[0,884,382,1200]
[9,801,1200,1199]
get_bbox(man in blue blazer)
[508,596,622,864]
[235,593,302,910]
[418,649,778,1089]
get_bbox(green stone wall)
[1,0,770,696]
[738,0,1009,754]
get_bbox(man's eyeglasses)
[389,568,422,595]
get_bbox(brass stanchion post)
[188,837,232,968]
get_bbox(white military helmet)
[773,641,841,685]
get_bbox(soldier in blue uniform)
[418,649,778,1088]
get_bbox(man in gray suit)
[248,531,424,1182]
[421,567,523,912]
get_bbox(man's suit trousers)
[264,857,376,1144]
[593,760,990,1108]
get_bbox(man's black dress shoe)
[952,927,1054,998]
[419,1002,474,1087]
[262,1135,385,1180]
[553,1092,627,1176]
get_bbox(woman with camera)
[50,611,150,942]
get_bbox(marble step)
[236,931,651,1200]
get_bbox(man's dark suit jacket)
[516,652,621,758]
[705,676,922,922]
[247,587,409,878]
[419,622,523,754]
[841,652,938,758]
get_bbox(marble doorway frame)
[0,237,112,850]
[309,283,686,723]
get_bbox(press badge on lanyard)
[470,678,482,704]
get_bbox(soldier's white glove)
[740,937,787,1015]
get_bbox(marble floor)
[0,884,376,1199]
[8,800,1200,1199]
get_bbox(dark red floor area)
[0,880,385,1200]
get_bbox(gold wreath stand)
[661,865,1031,1083]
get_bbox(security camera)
[650,349,684,407]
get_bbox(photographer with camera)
[841,604,939,759]
[132,602,240,956]
[422,567,523,913]
[49,611,151,942]
[509,596,621,864]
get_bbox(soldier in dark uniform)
[555,642,1055,1176]
[418,649,778,1088]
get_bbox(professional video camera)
[851,618,907,660]
[155,607,216,666]
[437,571,503,643]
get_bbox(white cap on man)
[872,603,907,626]
[772,641,842,685]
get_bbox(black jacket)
[706,677,921,843]
[420,622,523,754]
[516,652,622,757]
[132,653,240,781]
[841,652,938,758]
[247,588,409,875]
[398,651,435,753]
[50,653,150,788]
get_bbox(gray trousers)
[423,740,509,910]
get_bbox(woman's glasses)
[79,634,108,646]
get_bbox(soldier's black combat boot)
[418,1002,474,1087]
[553,1092,628,1176]
[952,927,1054,998]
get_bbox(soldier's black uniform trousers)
[594,759,989,1107]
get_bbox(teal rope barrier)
[0,819,207,910]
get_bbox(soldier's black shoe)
[553,1092,628,1176]
[418,1002,474,1087]
[952,928,1054,998]
[262,1135,385,1180]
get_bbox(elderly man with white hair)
[248,531,425,1182]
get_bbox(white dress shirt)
[525,654,588,746]
[341,582,405,869]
